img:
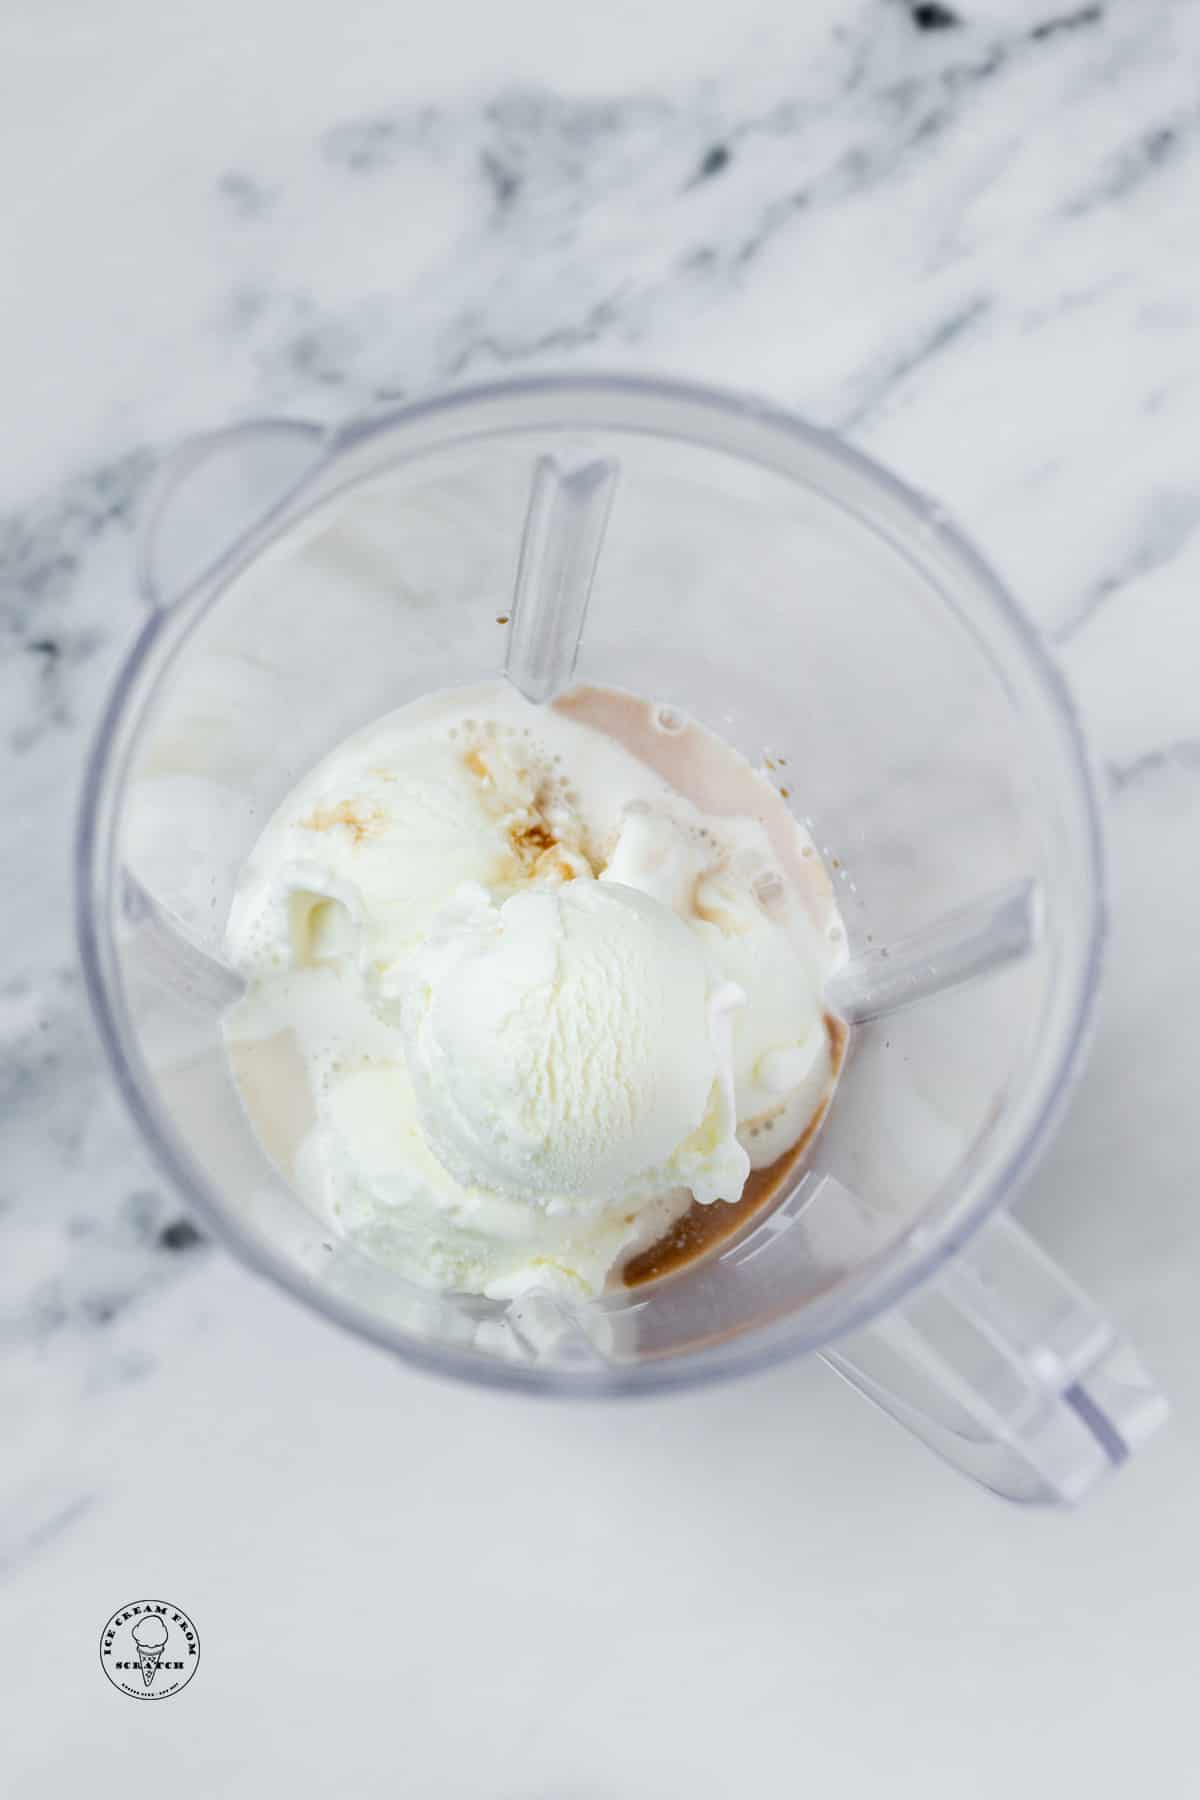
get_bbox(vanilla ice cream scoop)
[225,726,589,982]
[398,880,749,1207]
[224,682,845,1300]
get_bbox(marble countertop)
[3,0,1198,1792]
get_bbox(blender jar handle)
[822,1212,1166,1504]
[137,418,327,609]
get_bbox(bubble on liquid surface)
[652,704,686,735]
[752,870,786,914]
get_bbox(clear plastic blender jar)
[77,374,1166,1504]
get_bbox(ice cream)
[397,880,748,1207]
[131,1615,168,1687]
[224,682,846,1297]
[226,735,533,981]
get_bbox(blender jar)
[77,374,1166,1503]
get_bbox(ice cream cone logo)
[99,1599,200,1700]
[132,1616,169,1687]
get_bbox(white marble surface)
[3,0,1199,1792]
